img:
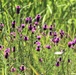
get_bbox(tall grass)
[0,0,76,75]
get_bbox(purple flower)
[0,23,4,31]
[43,24,48,30]
[12,21,15,28]
[58,57,62,62]
[21,24,25,29]
[68,41,72,48]
[28,24,33,30]
[46,45,51,49]
[60,30,64,38]
[11,67,16,72]
[36,46,40,51]
[49,31,52,36]
[25,17,29,24]
[16,6,20,14]
[34,21,38,26]
[20,65,26,71]
[32,28,35,34]
[12,46,15,52]
[4,48,10,59]
[24,36,29,41]
[49,25,53,30]
[68,59,71,63]
[56,61,60,67]
[52,37,60,44]
[36,14,41,22]
[37,35,41,40]
[36,41,41,46]
[28,17,32,23]
[39,58,43,62]
[0,45,3,50]
[53,32,57,37]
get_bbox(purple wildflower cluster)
[0,5,74,74]
[68,38,76,48]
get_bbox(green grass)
[0,0,76,75]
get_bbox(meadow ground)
[0,0,76,75]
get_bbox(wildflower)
[34,21,38,26]
[12,21,15,28]
[49,25,53,30]
[12,46,15,52]
[46,45,51,49]
[0,45,3,50]
[0,23,4,31]
[56,61,60,67]
[36,41,41,46]
[4,48,10,59]
[21,24,25,29]
[10,32,16,38]
[60,30,64,38]
[52,37,60,44]
[28,17,32,23]
[20,65,26,71]
[32,28,35,34]
[16,6,20,14]
[43,24,48,30]
[58,57,62,62]
[37,35,41,40]
[11,67,16,72]
[25,17,29,24]
[53,32,57,37]
[24,36,29,41]
[49,31,52,36]
[68,59,71,63]
[36,46,40,51]
[68,41,72,48]
[39,58,43,62]
[36,14,41,22]
[28,24,32,30]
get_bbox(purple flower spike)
[16,6,20,14]
[25,17,29,24]
[34,21,38,26]
[43,24,48,30]
[60,30,64,38]
[53,32,57,37]
[36,46,40,51]
[39,58,43,62]
[46,45,51,49]
[56,61,60,67]
[28,24,32,30]
[24,36,29,41]
[12,46,15,52]
[36,41,41,46]
[37,35,41,40]
[0,23,4,31]
[20,65,26,71]
[58,57,62,62]
[4,48,10,59]
[0,45,3,50]
[21,24,25,29]
[4,52,9,59]
[12,21,15,28]
[32,28,35,34]
[49,31,52,36]
[49,25,53,30]
[36,14,41,22]
[11,67,16,72]
[68,41,72,48]
[29,17,32,23]
[68,59,71,63]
